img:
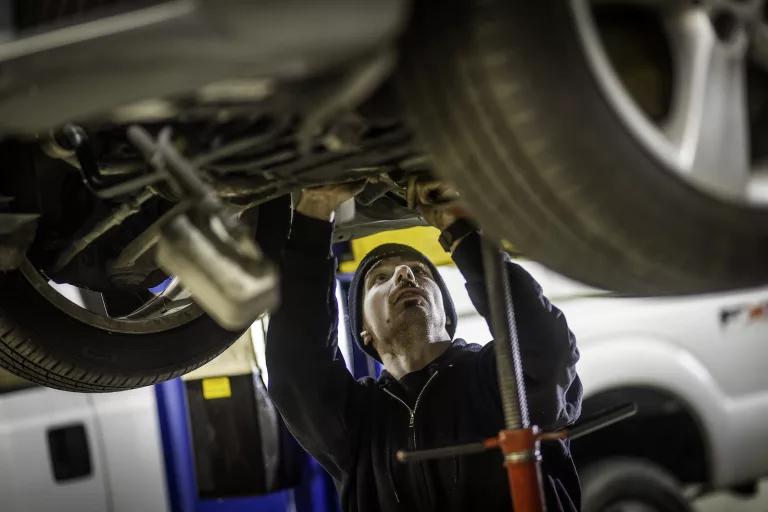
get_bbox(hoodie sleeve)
[266,211,365,481]
[451,231,582,431]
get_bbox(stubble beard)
[385,305,435,357]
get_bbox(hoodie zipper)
[385,428,400,503]
[382,371,439,506]
[383,370,439,431]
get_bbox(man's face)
[361,255,448,355]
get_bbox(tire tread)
[0,306,230,392]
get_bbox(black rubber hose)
[481,239,530,430]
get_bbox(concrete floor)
[695,481,768,512]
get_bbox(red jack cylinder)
[499,428,546,512]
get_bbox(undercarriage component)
[0,0,407,132]
[0,202,38,271]
[42,88,419,288]
[129,126,278,330]
[356,179,396,206]
[51,188,156,274]
[156,214,278,330]
[297,49,397,153]
[107,202,185,287]
[62,124,168,199]
[206,122,418,215]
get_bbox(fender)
[577,334,733,486]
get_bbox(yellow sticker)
[202,377,232,400]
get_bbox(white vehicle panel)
[89,387,169,512]
[559,288,768,487]
[0,385,169,512]
[0,388,109,512]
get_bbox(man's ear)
[360,330,374,346]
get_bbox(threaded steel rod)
[482,240,530,430]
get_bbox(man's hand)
[296,182,367,222]
[406,179,466,232]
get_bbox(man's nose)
[394,265,416,285]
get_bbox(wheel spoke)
[663,9,751,200]
[120,278,194,320]
[79,289,109,316]
[101,290,153,317]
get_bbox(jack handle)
[397,402,637,464]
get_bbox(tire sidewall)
[0,269,242,387]
[399,0,768,293]
[582,459,694,512]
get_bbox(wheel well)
[570,387,709,485]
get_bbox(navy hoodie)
[266,212,583,511]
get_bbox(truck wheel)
[398,0,768,294]
[581,459,693,512]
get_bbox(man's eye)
[374,274,388,283]
[413,267,426,276]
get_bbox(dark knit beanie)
[348,243,457,362]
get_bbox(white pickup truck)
[443,262,768,512]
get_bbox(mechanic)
[266,181,582,512]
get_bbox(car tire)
[0,196,290,392]
[582,458,694,512]
[397,0,768,294]
[0,268,242,392]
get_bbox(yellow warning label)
[202,377,232,400]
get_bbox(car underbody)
[0,0,424,313]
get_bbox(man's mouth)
[391,287,427,304]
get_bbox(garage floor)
[695,481,768,512]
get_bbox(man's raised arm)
[266,185,367,482]
[451,230,582,431]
